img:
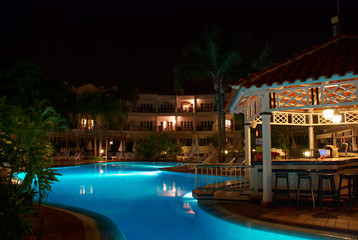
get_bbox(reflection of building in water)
[157,182,193,197]
[80,185,93,195]
[157,183,197,216]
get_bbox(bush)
[0,180,35,240]
[136,133,181,160]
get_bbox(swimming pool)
[45,162,320,240]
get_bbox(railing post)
[195,167,198,188]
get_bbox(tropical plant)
[251,43,280,72]
[136,133,181,160]
[0,97,65,239]
[76,83,137,157]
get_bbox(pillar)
[244,123,251,165]
[308,126,315,150]
[261,112,272,205]
[308,109,315,151]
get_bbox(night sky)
[1,0,358,94]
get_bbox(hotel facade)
[52,84,240,155]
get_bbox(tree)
[251,43,280,72]
[174,28,241,161]
[0,60,43,108]
[136,133,181,160]
[76,83,137,157]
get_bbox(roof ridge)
[246,34,352,85]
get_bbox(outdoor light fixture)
[109,141,113,145]
[224,150,228,154]
[323,109,334,120]
[304,151,310,158]
[100,149,104,154]
[250,121,257,129]
[332,109,342,124]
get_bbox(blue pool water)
[44,162,317,240]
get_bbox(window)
[180,121,193,130]
[140,121,153,130]
[80,118,94,130]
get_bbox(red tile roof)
[233,33,358,89]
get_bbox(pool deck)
[27,160,358,239]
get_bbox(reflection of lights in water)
[183,192,195,200]
[158,182,181,197]
[80,185,94,195]
[100,169,104,174]
[182,192,196,215]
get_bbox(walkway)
[220,199,358,238]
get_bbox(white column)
[261,112,272,205]
[308,126,315,150]
[308,109,315,151]
[244,123,251,165]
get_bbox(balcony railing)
[176,127,194,131]
[158,109,175,113]
[131,126,154,131]
[196,106,217,112]
[158,126,175,132]
[177,108,194,113]
[131,107,155,113]
[197,126,214,131]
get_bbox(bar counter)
[251,156,358,196]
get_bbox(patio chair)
[111,152,123,160]
[177,152,190,161]
[125,152,135,160]
[71,152,83,161]
[187,152,218,170]
[57,151,70,161]
[223,156,236,164]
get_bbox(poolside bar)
[227,34,358,205]
[251,157,358,197]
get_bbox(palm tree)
[76,83,137,157]
[174,31,241,161]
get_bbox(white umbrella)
[193,135,199,155]
[132,141,136,153]
[86,140,93,151]
[118,140,125,152]
[75,143,81,152]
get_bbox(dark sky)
[1,0,358,94]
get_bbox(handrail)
[195,165,251,191]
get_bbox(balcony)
[197,126,214,131]
[131,126,154,131]
[176,127,194,131]
[158,108,175,113]
[158,126,175,132]
[131,107,155,113]
[177,107,194,113]
[196,106,217,112]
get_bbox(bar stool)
[317,174,339,209]
[296,172,315,208]
[274,172,291,206]
[337,173,358,210]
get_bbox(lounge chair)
[124,152,135,160]
[233,157,246,165]
[71,152,83,161]
[177,152,190,161]
[187,152,218,170]
[223,156,236,164]
[57,151,70,161]
[111,152,123,160]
